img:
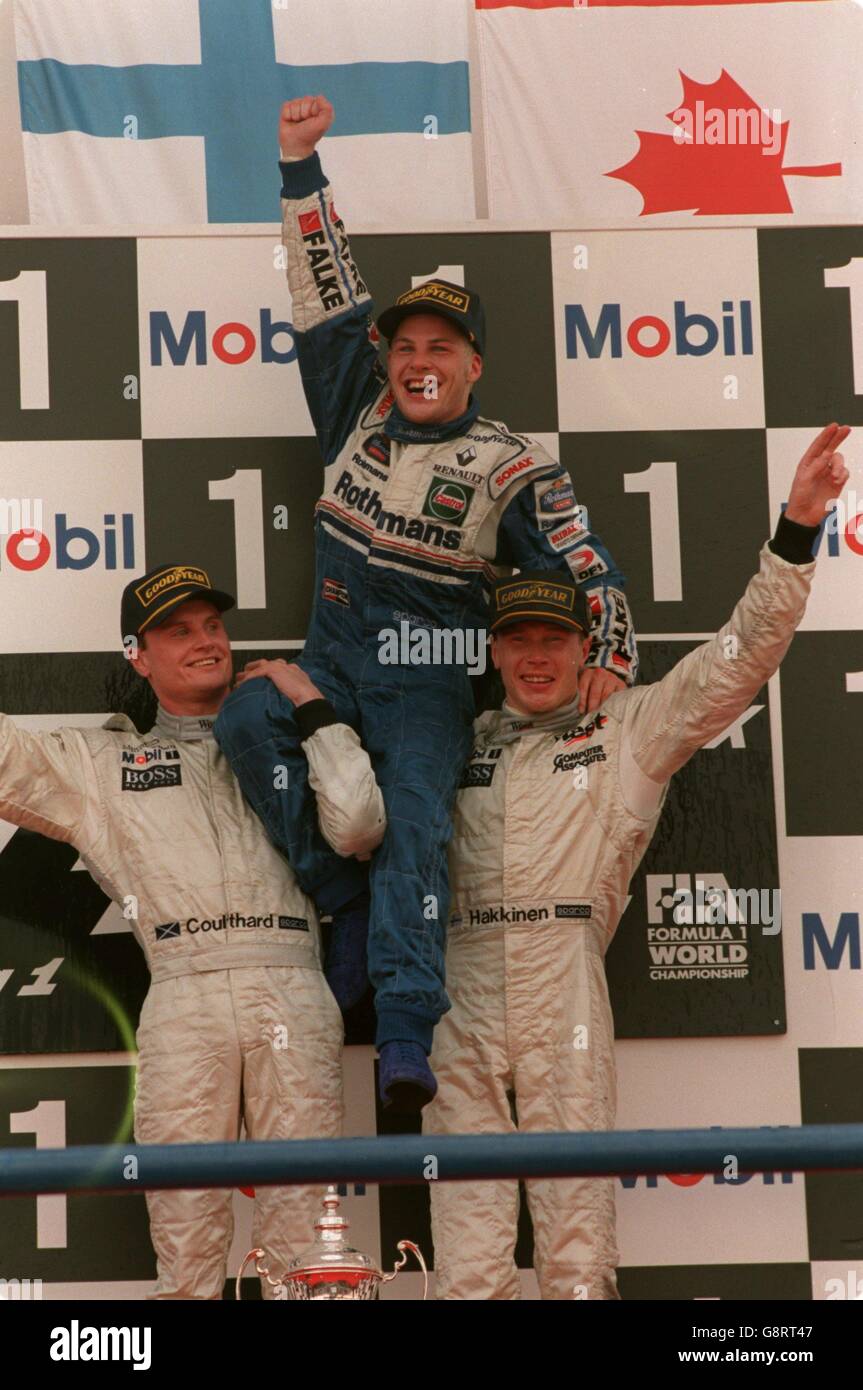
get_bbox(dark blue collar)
[383,395,480,444]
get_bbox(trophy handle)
[380,1240,429,1301]
[234,1247,287,1302]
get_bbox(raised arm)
[278,96,386,464]
[236,660,386,857]
[0,714,94,843]
[624,424,851,786]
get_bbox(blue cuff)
[375,1011,435,1053]
[279,151,327,199]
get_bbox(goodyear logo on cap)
[396,282,470,314]
[496,580,575,611]
[137,565,210,608]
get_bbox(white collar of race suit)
[480,693,586,746]
[153,705,216,743]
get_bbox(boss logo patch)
[459,762,496,788]
[121,765,183,792]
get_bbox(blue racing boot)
[325,891,370,1012]
[379,1041,438,1114]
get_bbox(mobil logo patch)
[121,746,180,767]
[423,479,474,526]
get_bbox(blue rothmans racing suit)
[215,152,638,1051]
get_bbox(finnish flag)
[15,0,475,226]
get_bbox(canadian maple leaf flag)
[606,69,842,215]
[476,0,862,224]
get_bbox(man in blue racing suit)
[215,95,638,1112]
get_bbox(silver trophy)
[235,1186,428,1300]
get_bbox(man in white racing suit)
[0,562,385,1298]
[423,424,850,1299]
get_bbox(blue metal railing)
[1,1125,862,1195]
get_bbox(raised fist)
[278,95,334,159]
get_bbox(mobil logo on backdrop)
[149,308,297,367]
[621,1170,794,1190]
[0,441,144,653]
[767,432,863,632]
[620,1128,795,1190]
[551,229,764,431]
[808,497,863,561]
[1,512,135,574]
[137,236,313,438]
[802,912,860,971]
[564,297,754,361]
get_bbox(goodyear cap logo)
[376,278,486,356]
[120,563,235,644]
[395,282,471,314]
[489,570,591,635]
[497,580,574,611]
[137,565,211,608]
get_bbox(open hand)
[785,423,851,527]
[234,659,322,706]
[577,666,626,715]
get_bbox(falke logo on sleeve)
[423,480,474,526]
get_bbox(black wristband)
[279,150,325,199]
[295,698,340,741]
[768,511,821,565]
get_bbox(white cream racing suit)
[423,531,815,1299]
[0,700,385,1298]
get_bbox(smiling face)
[130,598,233,716]
[387,313,482,425]
[492,619,592,716]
